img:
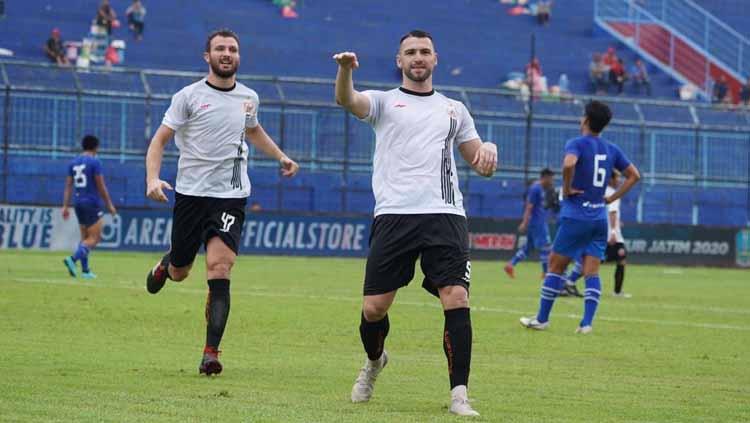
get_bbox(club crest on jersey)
[243,100,257,116]
[447,105,457,119]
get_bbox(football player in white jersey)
[143,29,299,376]
[333,30,497,417]
[606,170,630,297]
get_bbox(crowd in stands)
[741,78,750,106]
[588,47,650,96]
[501,0,553,26]
[43,0,146,67]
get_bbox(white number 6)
[72,164,87,188]
[593,154,607,187]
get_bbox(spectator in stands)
[609,58,628,94]
[272,0,298,18]
[712,76,729,104]
[740,78,750,107]
[537,1,552,25]
[126,0,146,41]
[589,53,608,95]
[603,46,618,68]
[630,59,651,96]
[44,28,69,66]
[96,0,118,35]
[525,57,545,93]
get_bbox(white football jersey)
[360,88,480,217]
[606,186,625,243]
[162,78,259,198]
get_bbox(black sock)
[359,312,389,361]
[443,308,472,389]
[615,264,625,293]
[205,279,230,349]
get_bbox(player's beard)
[210,57,239,79]
[404,66,432,83]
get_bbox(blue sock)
[539,247,550,274]
[511,246,528,266]
[71,242,87,262]
[536,273,565,323]
[581,275,602,327]
[567,260,583,283]
[79,244,91,273]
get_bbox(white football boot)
[351,350,388,403]
[575,325,593,334]
[449,385,480,417]
[520,316,550,330]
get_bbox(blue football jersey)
[527,181,547,228]
[560,135,631,220]
[68,155,103,205]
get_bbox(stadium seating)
[2,0,680,98]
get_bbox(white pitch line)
[7,277,750,332]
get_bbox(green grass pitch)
[1,250,748,422]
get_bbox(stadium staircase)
[595,0,749,101]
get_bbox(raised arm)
[458,139,498,177]
[245,124,299,177]
[605,164,640,204]
[333,52,371,119]
[95,174,117,215]
[145,124,175,202]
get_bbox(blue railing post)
[593,0,598,20]
[311,110,318,171]
[669,33,675,68]
[120,101,127,163]
[661,0,667,22]
[704,17,711,92]
[634,9,640,47]
[52,98,58,160]
[739,42,744,76]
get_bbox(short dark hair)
[399,29,434,46]
[81,135,99,151]
[584,100,612,134]
[540,168,554,177]
[205,28,240,53]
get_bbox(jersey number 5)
[72,164,87,188]
[593,154,607,188]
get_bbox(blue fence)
[2,60,749,227]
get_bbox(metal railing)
[595,0,749,95]
[1,60,749,224]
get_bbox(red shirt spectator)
[603,47,618,67]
